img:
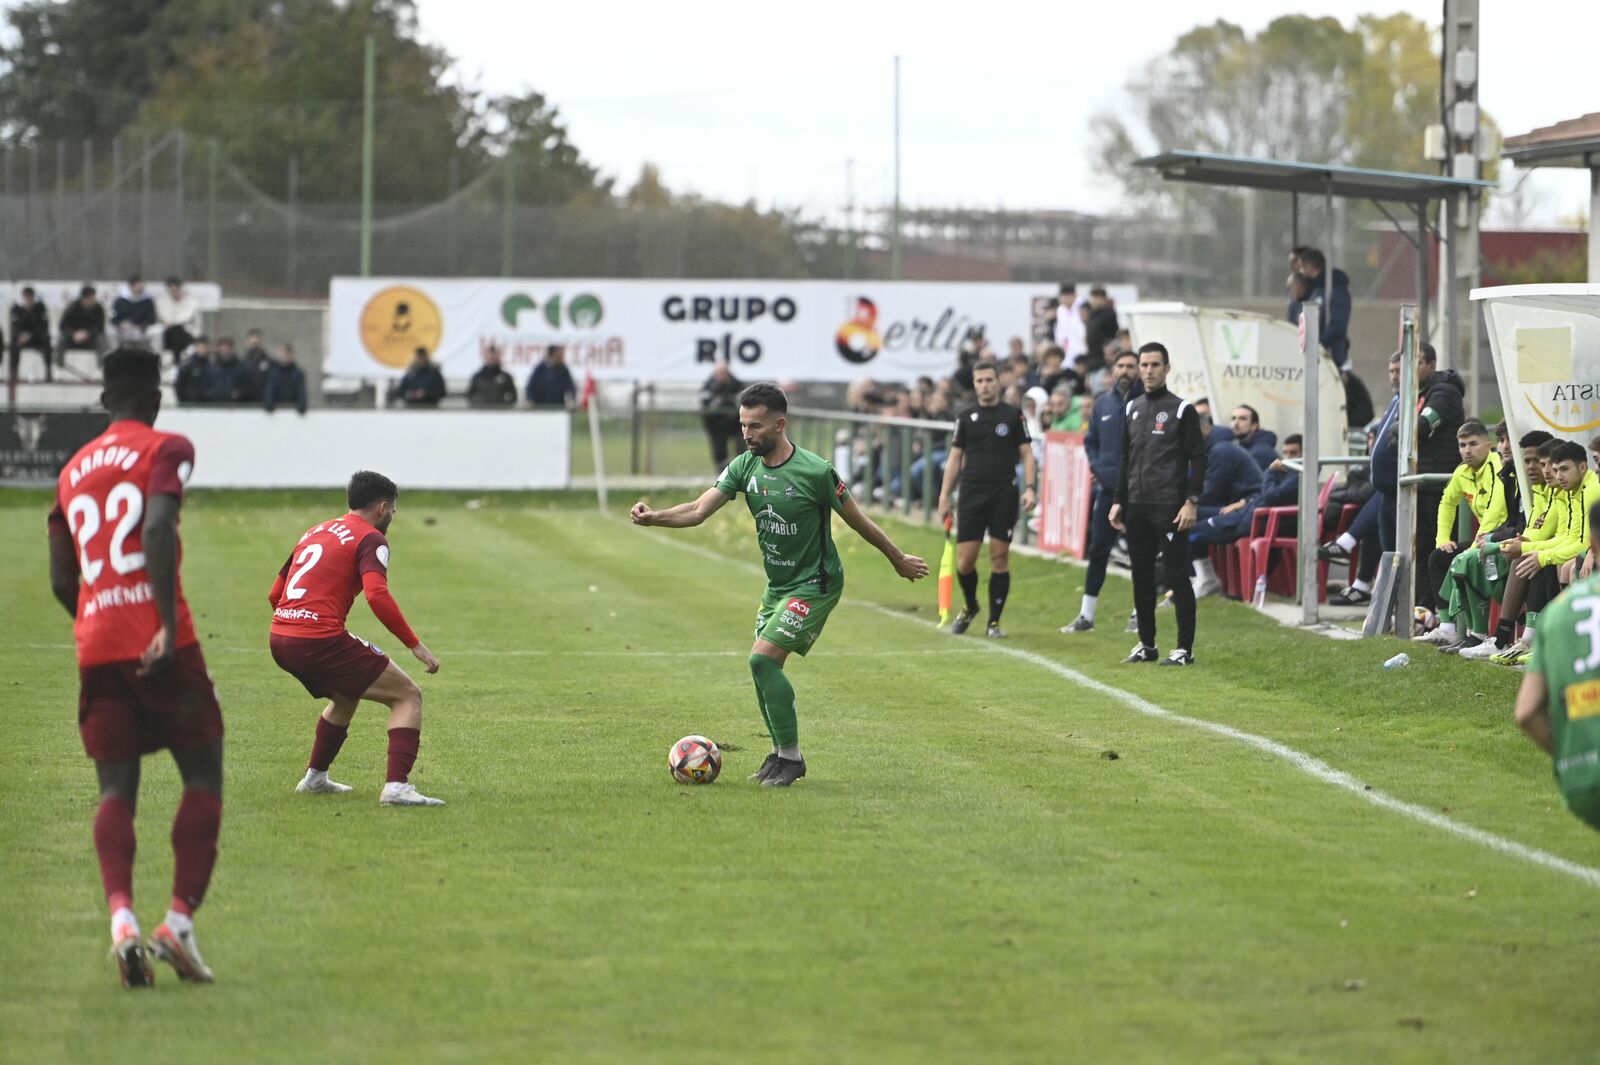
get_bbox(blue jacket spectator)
[202,350,251,403]
[175,341,212,405]
[263,345,308,414]
[1193,441,1303,545]
[111,276,157,340]
[1084,371,1142,489]
[1201,425,1264,508]
[1228,405,1279,470]
[1299,249,1351,372]
[526,347,577,407]
[396,348,446,407]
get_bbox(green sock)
[749,654,799,748]
[749,662,776,746]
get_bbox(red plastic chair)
[1238,477,1339,601]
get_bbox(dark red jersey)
[48,420,198,668]
[268,513,417,647]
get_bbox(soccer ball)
[669,735,722,784]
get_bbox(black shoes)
[1317,541,1352,565]
[760,757,807,788]
[1123,644,1160,664]
[949,609,976,636]
[1160,648,1195,666]
[985,622,1007,639]
[748,752,781,782]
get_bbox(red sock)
[309,715,349,772]
[94,795,136,914]
[386,727,420,783]
[170,788,222,916]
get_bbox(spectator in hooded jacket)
[9,286,52,383]
[1060,349,1142,634]
[263,343,308,414]
[175,336,213,405]
[396,346,446,407]
[525,345,577,408]
[1298,248,1352,374]
[203,336,251,403]
[1199,420,1264,514]
[1229,405,1278,470]
[58,285,107,356]
[1412,342,1466,623]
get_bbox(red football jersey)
[269,513,391,640]
[48,419,199,668]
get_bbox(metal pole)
[1395,305,1418,634]
[890,56,902,281]
[501,146,514,277]
[360,34,375,276]
[1298,306,1319,625]
[922,427,935,522]
[1438,192,1457,370]
[110,137,122,275]
[81,139,93,277]
[446,154,460,274]
[898,426,911,515]
[286,155,299,292]
[174,131,186,275]
[206,140,219,282]
[1414,203,1430,340]
[139,133,150,275]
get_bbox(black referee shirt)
[952,402,1030,487]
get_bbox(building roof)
[1502,113,1600,168]
[1134,150,1493,204]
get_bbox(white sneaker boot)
[380,781,445,807]
[296,768,353,795]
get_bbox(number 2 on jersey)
[284,543,324,600]
[66,484,146,581]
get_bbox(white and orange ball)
[669,735,722,784]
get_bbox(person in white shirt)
[155,277,201,363]
[1052,283,1087,361]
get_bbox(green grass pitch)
[3,487,1599,1064]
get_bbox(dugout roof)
[1133,150,1493,205]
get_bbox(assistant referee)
[937,360,1036,637]
[1109,342,1207,665]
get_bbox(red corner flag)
[580,371,598,411]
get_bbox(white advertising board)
[1125,303,1346,459]
[327,277,1137,383]
[159,409,570,490]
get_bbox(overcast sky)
[415,0,1595,227]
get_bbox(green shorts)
[754,583,843,656]
[1563,785,1600,832]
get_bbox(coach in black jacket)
[1111,342,1208,665]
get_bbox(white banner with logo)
[1476,284,1600,496]
[1125,303,1346,459]
[327,278,1137,383]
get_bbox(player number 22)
[284,543,324,600]
[66,484,146,581]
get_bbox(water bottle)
[1383,653,1410,670]
[1251,574,1268,609]
[1483,550,1499,582]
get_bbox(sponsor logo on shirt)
[1566,679,1600,720]
[996,423,1010,437]
[1152,411,1169,436]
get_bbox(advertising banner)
[1125,303,1346,459]
[1039,430,1092,559]
[0,410,109,485]
[1476,284,1600,498]
[327,278,1137,383]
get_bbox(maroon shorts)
[270,632,390,702]
[78,643,225,762]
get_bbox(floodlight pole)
[360,34,375,277]
[1299,304,1319,625]
[890,56,902,281]
[1394,305,1418,634]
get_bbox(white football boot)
[295,768,353,795]
[380,782,445,807]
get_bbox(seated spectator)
[263,343,308,414]
[9,286,52,383]
[111,275,157,346]
[1486,438,1567,661]
[1230,405,1278,470]
[58,285,107,356]
[1413,421,1507,653]
[1452,427,1556,658]
[469,344,519,409]
[175,337,213,405]
[525,345,575,408]
[1190,434,1304,596]
[1199,418,1264,513]
[397,346,446,407]
[1590,434,1600,472]
[204,337,252,403]
[155,277,200,362]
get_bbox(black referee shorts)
[956,482,1019,543]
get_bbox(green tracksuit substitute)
[1442,482,1554,633]
[1528,574,1600,828]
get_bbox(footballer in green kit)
[631,382,928,787]
[1515,497,1600,829]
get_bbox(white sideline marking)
[645,532,1600,890]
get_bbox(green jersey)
[715,445,849,594]
[1529,575,1600,798]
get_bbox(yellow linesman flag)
[937,513,955,626]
